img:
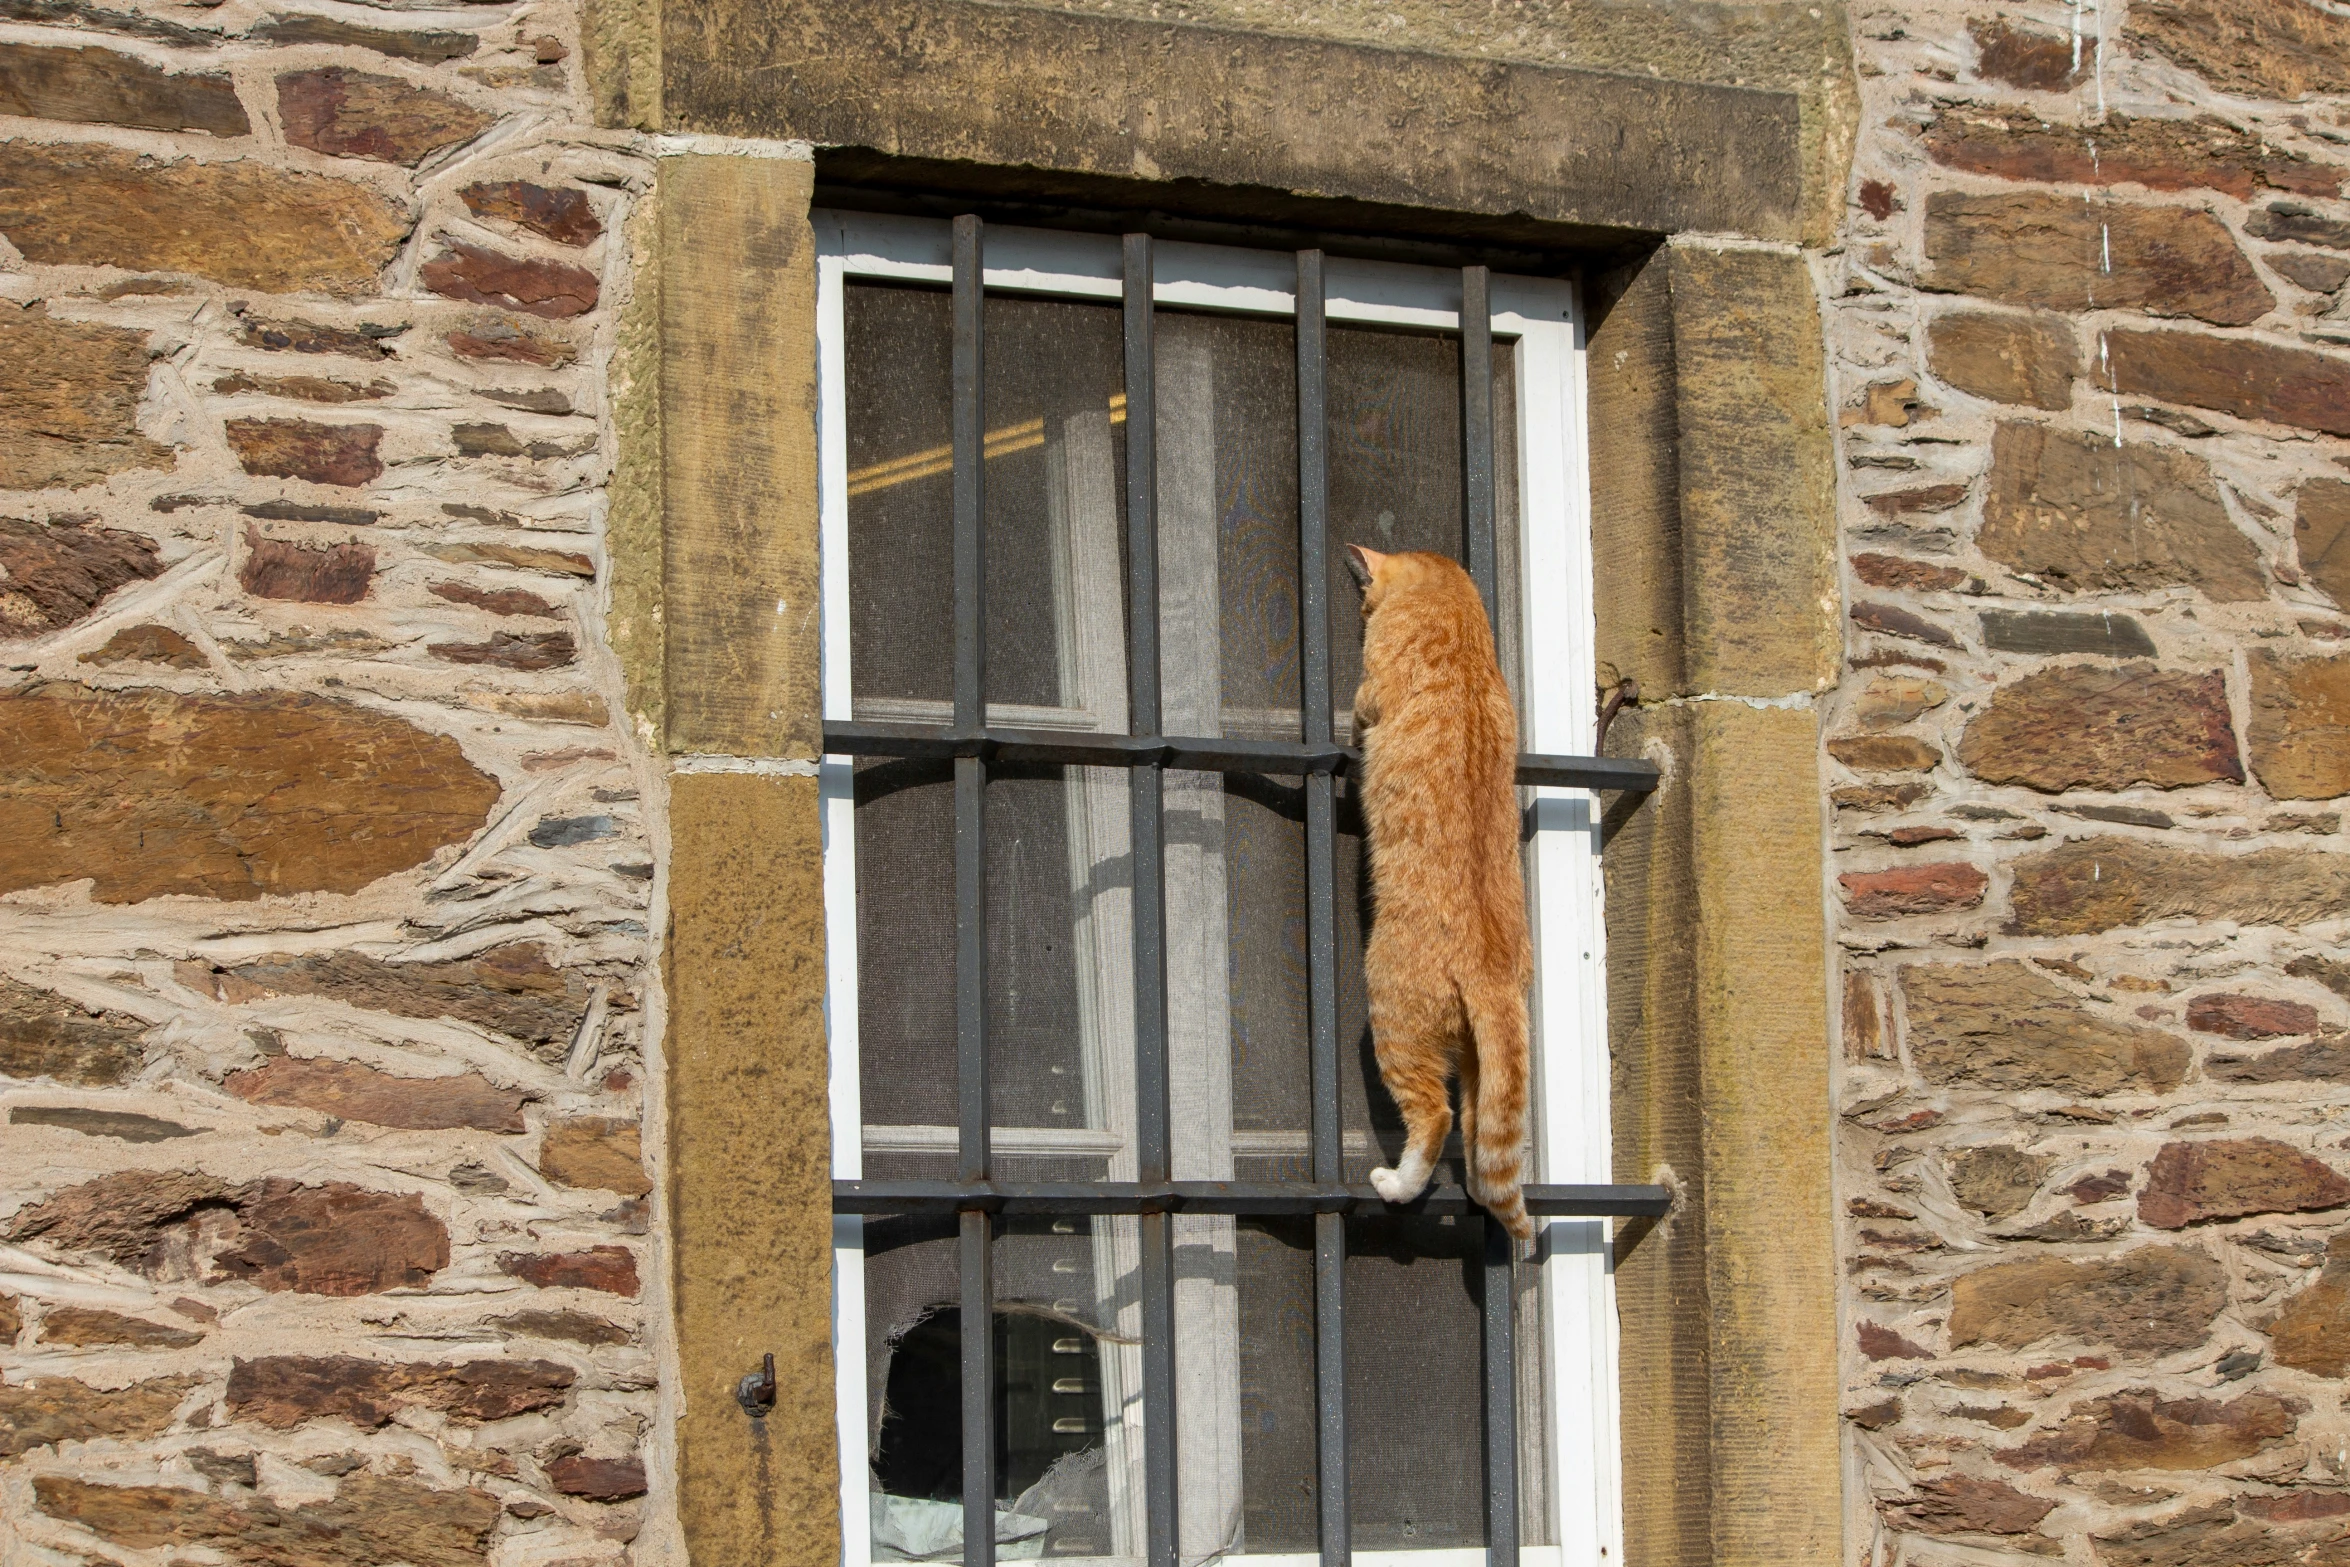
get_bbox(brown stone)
[224,1055,528,1133]
[2209,1036,2350,1084]
[1949,1145,2056,1218]
[236,315,402,360]
[0,1295,16,1340]
[499,1246,638,1295]
[493,1309,630,1346]
[0,1374,198,1457]
[429,629,576,669]
[1860,489,1970,520]
[1925,310,2076,411]
[12,1105,194,1141]
[1924,191,2273,326]
[1852,675,1950,732]
[2140,1138,2350,1229]
[2009,837,2350,936]
[1978,609,2156,658]
[1979,422,2266,601]
[2244,1493,2350,1523]
[226,1355,572,1428]
[445,315,578,366]
[38,1306,204,1348]
[1850,600,1961,648]
[1840,861,1985,919]
[2270,1236,2350,1375]
[459,181,602,247]
[225,418,382,488]
[1857,1319,1929,1359]
[2302,481,2350,610]
[1926,108,2337,201]
[2189,993,2322,1039]
[237,527,374,605]
[2249,650,2350,801]
[1850,553,1966,592]
[1828,733,1939,771]
[227,945,592,1047]
[2107,328,2350,440]
[2094,1502,2295,1567]
[1970,17,2093,89]
[1948,1246,2226,1357]
[275,68,491,165]
[0,315,173,492]
[0,516,162,639]
[213,371,393,404]
[538,1117,650,1195]
[423,539,595,577]
[250,14,479,63]
[2250,202,2350,252]
[423,244,599,320]
[1883,1473,2056,1536]
[0,41,247,135]
[1956,664,2241,793]
[84,624,206,668]
[34,1473,500,1567]
[1901,961,2192,1095]
[8,1170,449,1293]
[0,684,499,902]
[0,973,146,1084]
[1834,782,1930,812]
[2001,1388,2302,1472]
[0,142,408,295]
[430,579,556,617]
[2129,0,2350,101]
[2274,251,2350,294]
[545,1455,646,1501]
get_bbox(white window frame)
[814,208,1618,1567]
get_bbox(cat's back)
[1359,560,1517,844]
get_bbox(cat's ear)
[1344,543,1384,590]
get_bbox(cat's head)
[1344,545,1456,617]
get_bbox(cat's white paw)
[1369,1166,1412,1203]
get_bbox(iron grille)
[826,215,1668,1567]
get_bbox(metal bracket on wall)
[736,1351,777,1418]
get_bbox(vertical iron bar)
[1460,264,1497,628]
[1482,1218,1518,1567]
[952,213,996,1567]
[1298,247,1350,1567]
[1125,232,1179,1567]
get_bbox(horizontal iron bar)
[834,1177,1672,1218]
[824,720,1660,793]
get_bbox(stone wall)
[0,5,667,1566]
[1830,0,2350,1561]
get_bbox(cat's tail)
[1465,979,1535,1245]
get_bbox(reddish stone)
[1840,861,1986,919]
[1857,1320,1929,1360]
[1878,825,1961,847]
[1999,1389,2302,1471]
[1848,1397,1901,1430]
[238,526,374,605]
[1956,664,2242,793]
[2106,327,2350,440]
[276,67,491,166]
[1859,486,1969,518]
[445,316,578,366]
[2066,1169,2132,1203]
[1851,553,1965,593]
[1883,1474,2055,1536]
[211,1178,450,1294]
[227,1354,573,1428]
[2139,1137,2350,1229]
[424,539,595,578]
[1925,107,2336,200]
[2243,1491,2350,1523]
[544,1455,646,1501]
[459,181,602,247]
[0,516,161,639]
[428,630,575,670]
[34,1472,500,1567]
[423,243,599,320]
[500,1247,638,1295]
[228,944,594,1047]
[1851,600,1960,648]
[225,417,383,487]
[429,579,557,617]
[237,315,401,359]
[39,1306,203,1347]
[1970,17,2094,89]
[1856,179,1897,220]
[84,623,207,668]
[2187,993,2322,1039]
[1924,191,2273,327]
[2128,0,2350,101]
[1926,310,2076,411]
[224,1055,528,1132]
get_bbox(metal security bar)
[826,217,1667,1567]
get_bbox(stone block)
[2106,327,2350,439]
[1856,1320,1929,1359]
[12,1106,193,1141]
[1969,17,2092,90]
[494,1308,630,1345]
[460,180,602,246]
[1882,1474,2055,1536]
[446,315,579,365]
[38,1306,203,1347]
[2139,1137,2350,1229]
[1924,191,2272,326]
[1900,960,2190,1094]
[276,66,492,165]
[499,1246,639,1294]
[34,1473,500,1567]
[2300,479,2350,608]
[424,539,593,577]
[0,142,409,295]
[225,418,383,487]
[1851,552,1967,589]
[0,40,246,134]
[237,527,374,604]
[224,1056,528,1132]
[2188,992,2321,1039]
[428,629,577,669]
[423,243,599,319]
[0,684,498,902]
[538,1116,650,1195]
[85,623,207,667]
[1978,609,2155,658]
[1852,675,1950,731]
[1947,1246,2225,1356]
[1957,663,2241,792]
[0,975,145,1085]
[0,315,173,492]
[2269,1235,2350,1375]
[1828,733,1938,771]
[430,580,557,617]
[227,945,594,1046]
[2128,0,2350,101]
[0,516,163,638]
[2092,1502,2290,1567]
[1979,421,2265,601]
[0,1374,198,1458]
[1840,861,1986,918]
[226,1354,573,1428]
[2207,1035,2350,1083]
[2249,201,2350,251]
[1925,309,2075,410]
[2009,837,2350,935]
[1998,1388,2302,1472]
[546,1454,647,1500]
[250,14,479,63]
[1948,1144,2054,1218]
[2249,649,2350,800]
[1926,107,2335,200]
[1851,600,1960,648]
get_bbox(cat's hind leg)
[1365,968,1460,1206]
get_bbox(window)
[814,209,1662,1567]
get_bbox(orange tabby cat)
[1348,545,1535,1244]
